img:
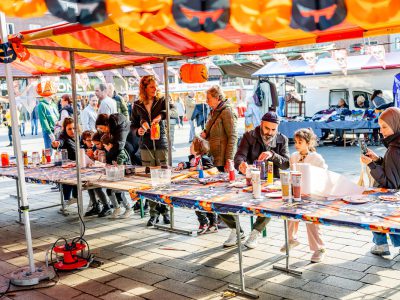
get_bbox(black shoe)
[51,184,60,191]
[163,214,170,225]
[6,143,12,147]
[147,216,159,226]
[85,205,101,217]
[98,205,112,217]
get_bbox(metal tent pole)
[0,12,54,286]
[69,51,84,236]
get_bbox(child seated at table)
[81,130,110,218]
[282,128,328,263]
[101,133,132,219]
[176,136,217,234]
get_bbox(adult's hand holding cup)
[239,161,248,175]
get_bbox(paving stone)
[72,293,100,300]
[266,273,309,288]
[141,262,197,282]
[37,283,82,300]
[73,280,115,297]
[360,273,400,289]
[321,275,364,291]
[0,261,17,275]
[117,267,167,285]
[305,263,365,280]
[100,290,145,300]
[301,281,354,299]
[77,268,119,283]
[6,290,55,300]
[107,277,155,295]
[356,256,396,268]
[194,266,231,280]
[161,258,203,272]
[366,265,400,279]
[186,275,226,290]
[155,278,218,299]
[141,288,192,300]
[257,281,324,300]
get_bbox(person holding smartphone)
[361,107,400,256]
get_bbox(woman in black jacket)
[362,107,400,256]
[52,117,78,206]
[131,75,170,226]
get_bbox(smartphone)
[359,139,368,155]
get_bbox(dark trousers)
[88,188,108,206]
[195,211,217,226]
[62,184,77,201]
[178,116,184,126]
[7,126,12,144]
[219,215,271,233]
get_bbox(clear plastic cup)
[150,168,171,187]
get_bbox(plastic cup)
[290,171,302,202]
[280,170,291,200]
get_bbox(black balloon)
[291,0,347,32]
[172,0,230,32]
[45,0,107,25]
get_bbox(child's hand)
[152,115,161,125]
[138,127,146,136]
[189,167,197,171]
[175,162,184,170]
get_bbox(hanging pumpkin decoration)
[179,64,208,83]
[0,43,17,64]
[0,0,47,18]
[346,0,400,26]
[172,0,230,32]
[290,0,347,32]
[36,81,57,97]
[45,0,107,25]
[106,0,172,33]
[9,35,30,62]
[230,0,291,35]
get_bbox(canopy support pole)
[118,28,125,52]
[163,58,172,166]
[0,12,54,286]
[69,51,84,236]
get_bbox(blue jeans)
[31,118,38,135]
[373,232,400,247]
[43,131,53,154]
[189,119,195,142]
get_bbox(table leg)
[272,219,302,276]
[154,205,194,235]
[227,215,259,299]
[58,184,69,216]
[140,198,145,219]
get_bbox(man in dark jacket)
[220,111,290,249]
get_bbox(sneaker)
[111,207,122,218]
[207,224,218,234]
[163,214,170,224]
[66,198,77,205]
[121,208,132,219]
[223,229,245,248]
[197,223,209,235]
[311,249,326,263]
[370,244,390,256]
[280,240,301,253]
[244,229,261,249]
[84,205,101,217]
[98,205,112,217]
[147,216,158,226]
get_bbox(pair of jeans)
[87,188,108,207]
[20,123,25,136]
[178,116,184,126]
[7,126,12,144]
[195,211,217,226]
[62,184,77,201]
[189,119,195,142]
[43,131,53,154]
[219,215,271,233]
[31,118,38,135]
[106,189,130,210]
[373,232,400,247]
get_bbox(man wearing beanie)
[220,111,290,249]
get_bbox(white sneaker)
[65,198,77,206]
[311,249,326,263]
[280,240,301,253]
[371,244,390,256]
[244,229,261,249]
[121,208,132,219]
[111,207,122,218]
[223,229,245,248]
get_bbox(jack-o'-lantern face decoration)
[230,0,291,35]
[45,0,107,25]
[36,81,57,97]
[172,0,230,32]
[290,0,347,32]
[346,0,400,26]
[107,0,172,33]
[0,43,17,64]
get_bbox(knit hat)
[261,111,280,124]
[379,107,400,134]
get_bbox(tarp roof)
[11,14,400,76]
[252,53,400,77]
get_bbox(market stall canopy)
[252,54,400,77]
[6,0,400,75]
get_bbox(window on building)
[6,23,14,35]
[29,24,41,30]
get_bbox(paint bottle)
[267,161,274,185]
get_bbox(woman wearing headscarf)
[361,107,400,256]
[200,85,238,171]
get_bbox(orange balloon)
[179,64,208,84]
[230,0,291,35]
[36,81,57,97]
[0,0,47,18]
[106,0,172,33]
